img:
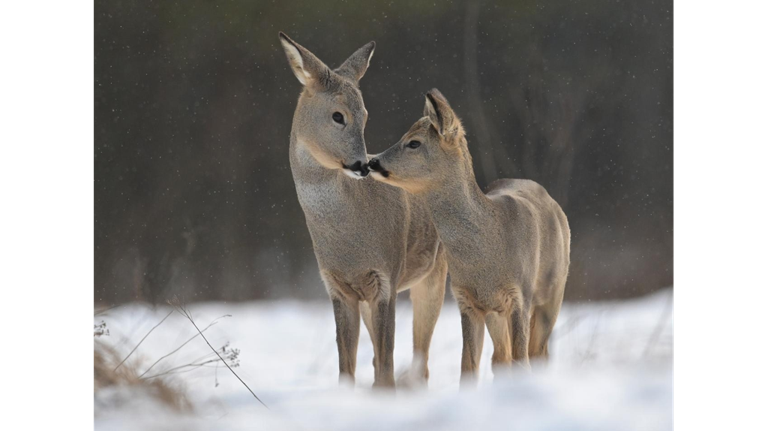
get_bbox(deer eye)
[332,112,345,124]
[406,140,421,149]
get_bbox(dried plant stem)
[143,357,224,379]
[114,309,173,372]
[176,305,268,410]
[138,314,230,378]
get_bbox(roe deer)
[368,89,571,387]
[278,33,448,387]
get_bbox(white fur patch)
[342,168,365,180]
[367,46,375,68]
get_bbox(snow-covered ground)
[95,289,673,431]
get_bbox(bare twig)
[143,357,226,379]
[94,321,110,337]
[114,309,174,372]
[142,343,237,379]
[175,304,269,410]
[138,314,231,378]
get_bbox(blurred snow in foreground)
[95,289,673,431]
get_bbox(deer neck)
[289,129,340,185]
[421,170,497,264]
[288,127,370,231]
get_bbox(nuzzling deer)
[368,89,570,386]
[278,33,448,387]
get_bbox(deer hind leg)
[529,282,565,361]
[528,306,556,361]
[409,251,448,382]
[485,312,512,376]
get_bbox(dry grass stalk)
[172,302,269,410]
[94,322,190,411]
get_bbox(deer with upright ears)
[368,89,571,386]
[278,34,448,387]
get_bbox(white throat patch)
[342,169,366,180]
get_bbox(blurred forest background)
[95,0,672,305]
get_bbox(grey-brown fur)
[369,89,571,386]
[278,33,447,387]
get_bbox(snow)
[95,289,673,431]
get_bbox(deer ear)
[335,41,376,82]
[279,32,331,87]
[424,88,456,137]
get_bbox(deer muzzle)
[342,160,370,178]
[366,158,390,178]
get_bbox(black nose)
[349,160,369,177]
[368,158,381,171]
[367,158,389,177]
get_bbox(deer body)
[279,34,447,387]
[290,137,443,296]
[368,89,570,385]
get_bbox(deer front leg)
[362,271,396,388]
[359,301,377,374]
[322,273,361,385]
[330,294,361,384]
[409,255,447,382]
[509,302,531,371]
[485,312,512,376]
[457,298,486,388]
